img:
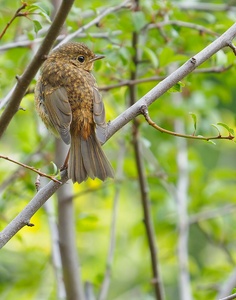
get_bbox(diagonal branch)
[0,2,28,39]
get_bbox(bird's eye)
[77,56,85,63]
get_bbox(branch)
[129,4,165,298]
[0,31,122,52]
[139,105,234,142]
[0,0,75,139]
[148,20,219,37]
[0,2,28,39]
[0,154,61,184]
[99,65,232,91]
[57,0,132,46]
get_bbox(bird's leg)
[60,148,70,170]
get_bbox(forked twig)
[0,2,28,39]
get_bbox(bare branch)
[0,31,122,52]
[129,8,165,298]
[148,20,219,37]
[57,0,132,46]
[99,66,232,91]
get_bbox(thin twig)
[57,0,132,46]
[99,65,232,91]
[0,155,61,184]
[140,105,234,141]
[147,20,219,37]
[0,2,28,39]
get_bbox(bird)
[35,42,114,184]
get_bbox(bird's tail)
[68,133,114,184]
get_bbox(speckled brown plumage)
[35,42,114,183]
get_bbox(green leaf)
[168,81,185,93]
[217,122,235,135]
[189,112,197,132]
[207,140,216,145]
[231,288,236,294]
[211,124,221,135]
[50,161,58,175]
[143,47,159,68]
[28,3,51,23]
[33,20,42,34]
[132,11,147,32]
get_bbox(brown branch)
[0,155,61,184]
[129,3,165,298]
[147,20,219,37]
[140,105,234,142]
[0,2,28,39]
[99,65,232,91]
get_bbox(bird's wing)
[43,84,72,145]
[93,86,107,144]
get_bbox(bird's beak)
[90,54,105,62]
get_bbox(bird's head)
[50,42,104,71]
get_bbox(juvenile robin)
[35,42,114,183]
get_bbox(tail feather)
[68,133,114,184]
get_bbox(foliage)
[0,0,236,300]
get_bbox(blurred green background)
[1,0,236,299]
